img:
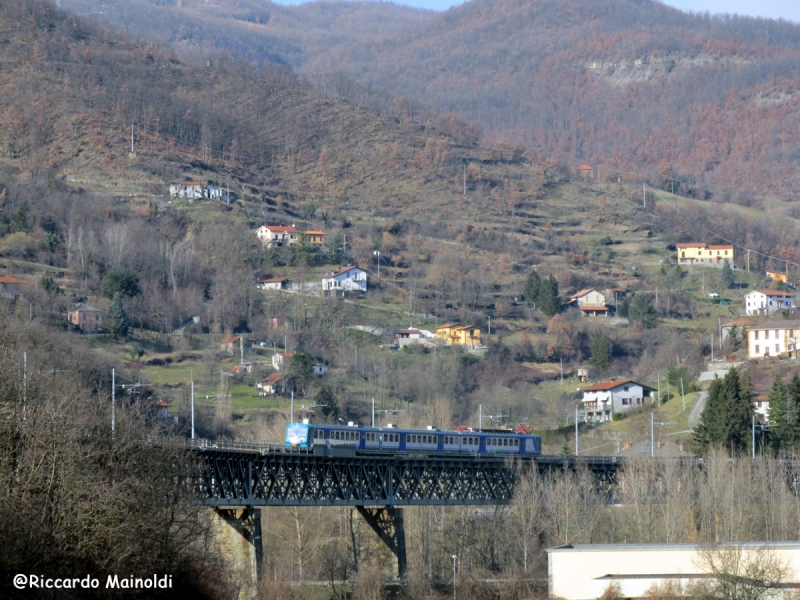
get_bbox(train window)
[355,433,360,440]
[503,439,508,446]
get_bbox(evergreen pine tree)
[787,372,800,450]
[589,331,612,375]
[522,270,541,306]
[107,292,130,340]
[629,294,657,328]
[767,374,788,453]
[537,275,560,316]
[693,377,726,455]
[315,385,339,423]
[721,261,735,289]
[724,368,752,454]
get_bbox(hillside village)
[12,171,798,456]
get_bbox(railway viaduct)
[193,441,625,592]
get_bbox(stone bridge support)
[211,507,263,598]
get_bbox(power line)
[646,184,800,271]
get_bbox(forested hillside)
[61,0,800,205]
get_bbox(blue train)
[285,421,541,456]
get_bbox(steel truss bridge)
[190,440,625,577]
[193,441,624,507]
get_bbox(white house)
[272,351,294,372]
[395,328,438,348]
[256,225,299,247]
[256,277,291,291]
[745,290,795,316]
[569,288,609,317]
[580,379,655,423]
[754,394,770,423]
[547,542,800,600]
[169,181,206,199]
[322,266,367,296]
[747,320,800,359]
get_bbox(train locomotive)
[285,421,541,457]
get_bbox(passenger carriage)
[285,421,541,456]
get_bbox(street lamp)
[452,554,457,600]
[373,250,380,278]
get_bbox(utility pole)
[191,377,195,439]
[747,249,751,272]
[575,406,579,455]
[131,124,134,154]
[111,368,115,436]
[643,183,646,208]
[650,411,654,458]
[372,398,375,428]
[681,378,685,412]
[752,414,756,460]
[711,333,714,363]
[290,390,294,424]
[463,164,467,197]
[23,352,27,422]
[657,372,661,406]
[479,404,482,429]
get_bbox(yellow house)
[436,323,482,347]
[676,242,734,266]
[302,230,326,247]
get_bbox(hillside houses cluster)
[255,225,326,248]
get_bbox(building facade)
[547,542,800,600]
[68,303,105,331]
[569,288,609,317]
[435,323,482,348]
[256,277,291,291]
[255,225,299,247]
[580,380,655,422]
[676,243,734,266]
[747,320,800,359]
[322,266,367,296]
[745,290,795,316]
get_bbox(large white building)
[322,266,367,296]
[745,290,795,316]
[547,542,800,600]
[747,320,800,359]
[580,380,655,423]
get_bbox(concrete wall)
[547,543,800,600]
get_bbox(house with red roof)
[568,288,609,317]
[256,225,299,247]
[580,379,656,423]
[257,373,289,396]
[676,242,734,266]
[745,290,795,316]
[0,275,21,298]
[577,164,594,180]
[256,277,291,291]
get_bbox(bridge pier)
[356,506,407,578]
[211,507,263,598]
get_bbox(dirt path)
[688,390,708,427]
